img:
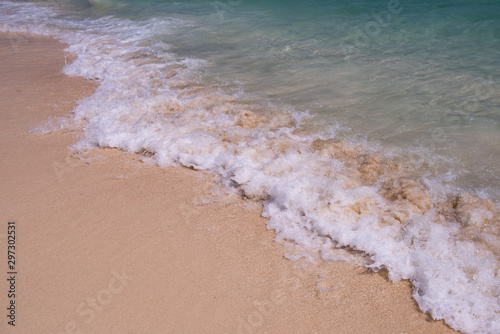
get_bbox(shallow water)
[1,0,499,333]
[83,0,500,194]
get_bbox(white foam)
[2,2,499,333]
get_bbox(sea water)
[1,0,499,333]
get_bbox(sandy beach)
[0,33,460,334]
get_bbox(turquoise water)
[2,1,500,333]
[57,0,500,194]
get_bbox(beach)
[0,32,462,334]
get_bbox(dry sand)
[0,33,460,334]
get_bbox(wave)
[1,1,499,333]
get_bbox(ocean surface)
[1,0,499,332]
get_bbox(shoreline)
[0,32,459,333]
